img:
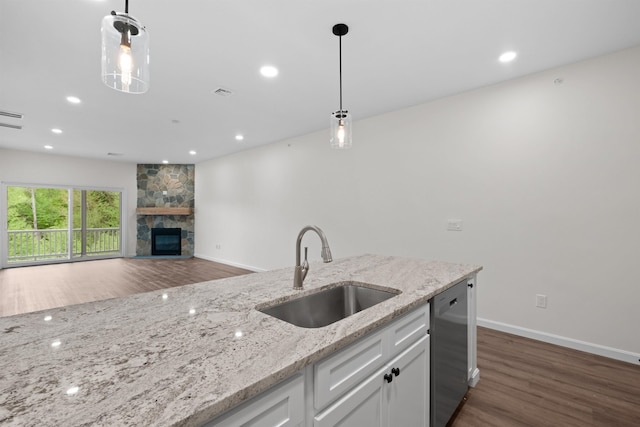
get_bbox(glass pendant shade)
[330,110,352,149]
[101,13,149,94]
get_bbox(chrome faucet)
[294,225,333,289]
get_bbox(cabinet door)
[314,366,386,427]
[384,335,429,427]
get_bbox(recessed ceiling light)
[189,150,197,155]
[162,160,169,164]
[66,96,81,104]
[44,145,53,150]
[235,134,244,141]
[499,51,517,63]
[51,128,62,134]
[260,65,278,78]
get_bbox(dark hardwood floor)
[0,257,252,317]
[452,327,640,427]
[2,258,638,426]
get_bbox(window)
[3,184,123,266]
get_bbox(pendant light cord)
[339,34,343,113]
[125,0,129,13]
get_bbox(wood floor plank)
[452,327,640,427]
[0,257,253,317]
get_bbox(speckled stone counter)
[0,254,482,426]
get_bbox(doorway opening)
[3,184,123,267]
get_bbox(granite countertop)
[0,254,482,427]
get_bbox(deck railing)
[7,228,121,262]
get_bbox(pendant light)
[330,23,352,149]
[101,0,149,94]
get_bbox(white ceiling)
[1,0,640,164]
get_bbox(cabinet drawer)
[314,364,387,427]
[314,329,387,411]
[387,303,429,358]
[207,373,304,427]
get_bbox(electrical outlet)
[536,294,547,309]
[447,220,463,231]
[215,244,221,250]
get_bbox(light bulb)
[337,121,346,147]
[118,44,133,91]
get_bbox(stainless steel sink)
[258,283,400,328]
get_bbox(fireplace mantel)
[136,207,193,215]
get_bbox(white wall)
[196,46,640,356]
[0,148,138,260]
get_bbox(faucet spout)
[294,225,333,289]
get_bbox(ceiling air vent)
[0,109,24,129]
[0,110,23,119]
[213,88,233,97]
[0,122,22,130]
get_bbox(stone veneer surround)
[136,164,195,256]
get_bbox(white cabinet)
[205,302,438,427]
[313,364,387,427]
[467,275,479,387]
[313,304,430,427]
[384,335,430,426]
[205,373,304,427]
[314,335,429,427]
[387,304,429,356]
[314,328,387,410]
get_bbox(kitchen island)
[0,254,481,426]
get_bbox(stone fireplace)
[136,164,194,257]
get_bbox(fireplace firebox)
[151,228,182,256]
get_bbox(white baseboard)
[477,318,640,366]
[194,253,267,273]
[468,368,480,388]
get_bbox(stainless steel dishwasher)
[431,279,468,427]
